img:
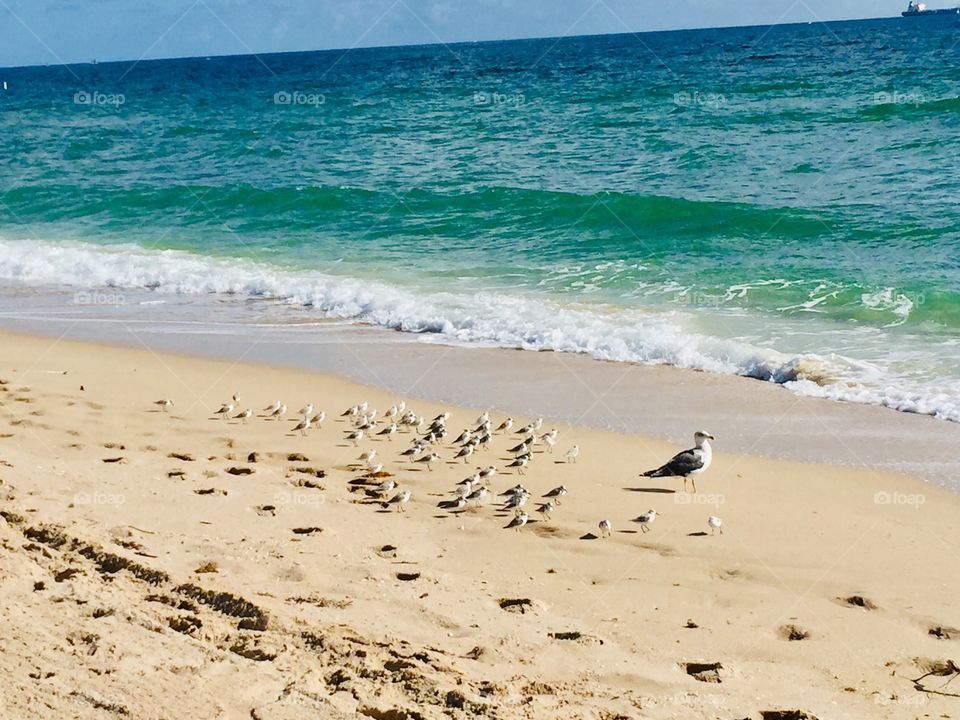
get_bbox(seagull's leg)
[691,477,697,493]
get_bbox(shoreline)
[0,313,958,488]
[1,325,959,719]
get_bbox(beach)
[1,328,958,719]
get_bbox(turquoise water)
[2,18,960,418]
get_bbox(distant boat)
[902,1,960,15]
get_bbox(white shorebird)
[373,479,395,497]
[234,408,252,424]
[634,509,659,533]
[641,431,715,493]
[346,428,364,446]
[516,422,535,436]
[341,404,360,418]
[366,462,383,475]
[532,417,543,431]
[564,445,580,464]
[598,519,612,537]
[707,515,723,535]
[267,404,287,421]
[494,417,513,433]
[401,442,425,458]
[499,484,527,497]
[414,452,440,471]
[358,449,377,463]
[508,437,533,454]
[298,403,314,418]
[506,456,528,475]
[310,411,325,428]
[214,402,234,420]
[502,490,529,510]
[478,466,497,481]
[377,423,398,441]
[385,489,411,512]
[504,511,528,532]
[466,486,488,506]
[453,429,472,445]
[263,400,283,415]
[153,399,173,412]
[458,471,481,487]
[384,405,398,421]
[543,485,567,504]
[476,411,489,426]
[536,501,554,520]
[232,392,241,404]
[358,401,369,413]
[291,416,311,436]
[455,445,474,463]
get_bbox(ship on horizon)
[902,1,960,15]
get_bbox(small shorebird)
[341,404,360,418]
[494,417,513,433]
[516,423,535,436]
[401,442,425,458]
[466,486,488,506]
[431,411,450,424]
[707,515,723,535]
[478,466,497,481]
[366,462,383,475]
[153,399,173,412]
[508,437,533,454]
[455,445,474,463]
[384,405,398,421]
[506,456,528,475]
[453,429,472,445]
[504,511,528,532]
[232,392,241,404]
[358,449,377,463]
[543,485,567,504]
[598,519,612,537]
[499,484,527,497]
[298,403,314,418]
[263,400,283,415]
[536,501,554,520]
[346,428,364,446]
[634,509,659,533]
[214,402,234,420]
[233,408,252,424]
[373,479,395,497]
[641,431,715,493]
[458,471,481,487]
[475,411,489,426]
[564,445,580,464]
[502,489,529,510]
[310,411,325,428]
[385,489,411,511]
[377,423,398,441]
[266,404,287,421]
[414,452,440,471]
[291,416,311,436]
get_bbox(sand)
[0,329,958,720]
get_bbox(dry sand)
[0,329,958,720]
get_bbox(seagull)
[455,445,474,463]
[214,402,234,420]
[232,392,241,404]
[233,408,252,424]
[298,403,314,418]
[291,416,311,436]
[384,405,398,420]
[401,442,425,458]
[372,479,395,497]
[346,428,364,445]
[532,417,543,431]
[564,445,580,464]
[415,452,440,471]
[508,437,533,454]
[543,485,567,504]
[536,501,554,520]
[502,490,529,510]
[494,417,513,433]
[475,432,491,449]
[707,515,723,535]
[263,400,283,415]
[366,462,383,475]
[466,486,488,506]
[377,423,398,441]
[431,411,450,424]
[267,404,287,421]
[310,411,325,428]
[478,466,497,481]
[358,401,368,413]
[506,456,528,474]
[153,399,173,412]
[634,509,659,533]
[499,484,527,497]
[341,404,359,418]
[476,411,489,426]
[397,400,406,413]
[504,511,528,532]
[359,449,377,463]
[641,431,715,493]
[457,472,481,487]
[453,429,472,445]
[598,519,612,537]
[384,489,411,511]
[516,423,535,436]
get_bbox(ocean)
[2,17,960,420]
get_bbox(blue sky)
[1,0,910,68]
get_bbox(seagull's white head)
[694,430,715,446]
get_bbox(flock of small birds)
[153,393,724,538]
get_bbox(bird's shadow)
[687,531,709,537]
[623,487,676,494]
[617,530,638,535]
[436,500,462,510]
[580,533,599,541]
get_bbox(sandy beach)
[0,328,958,719]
